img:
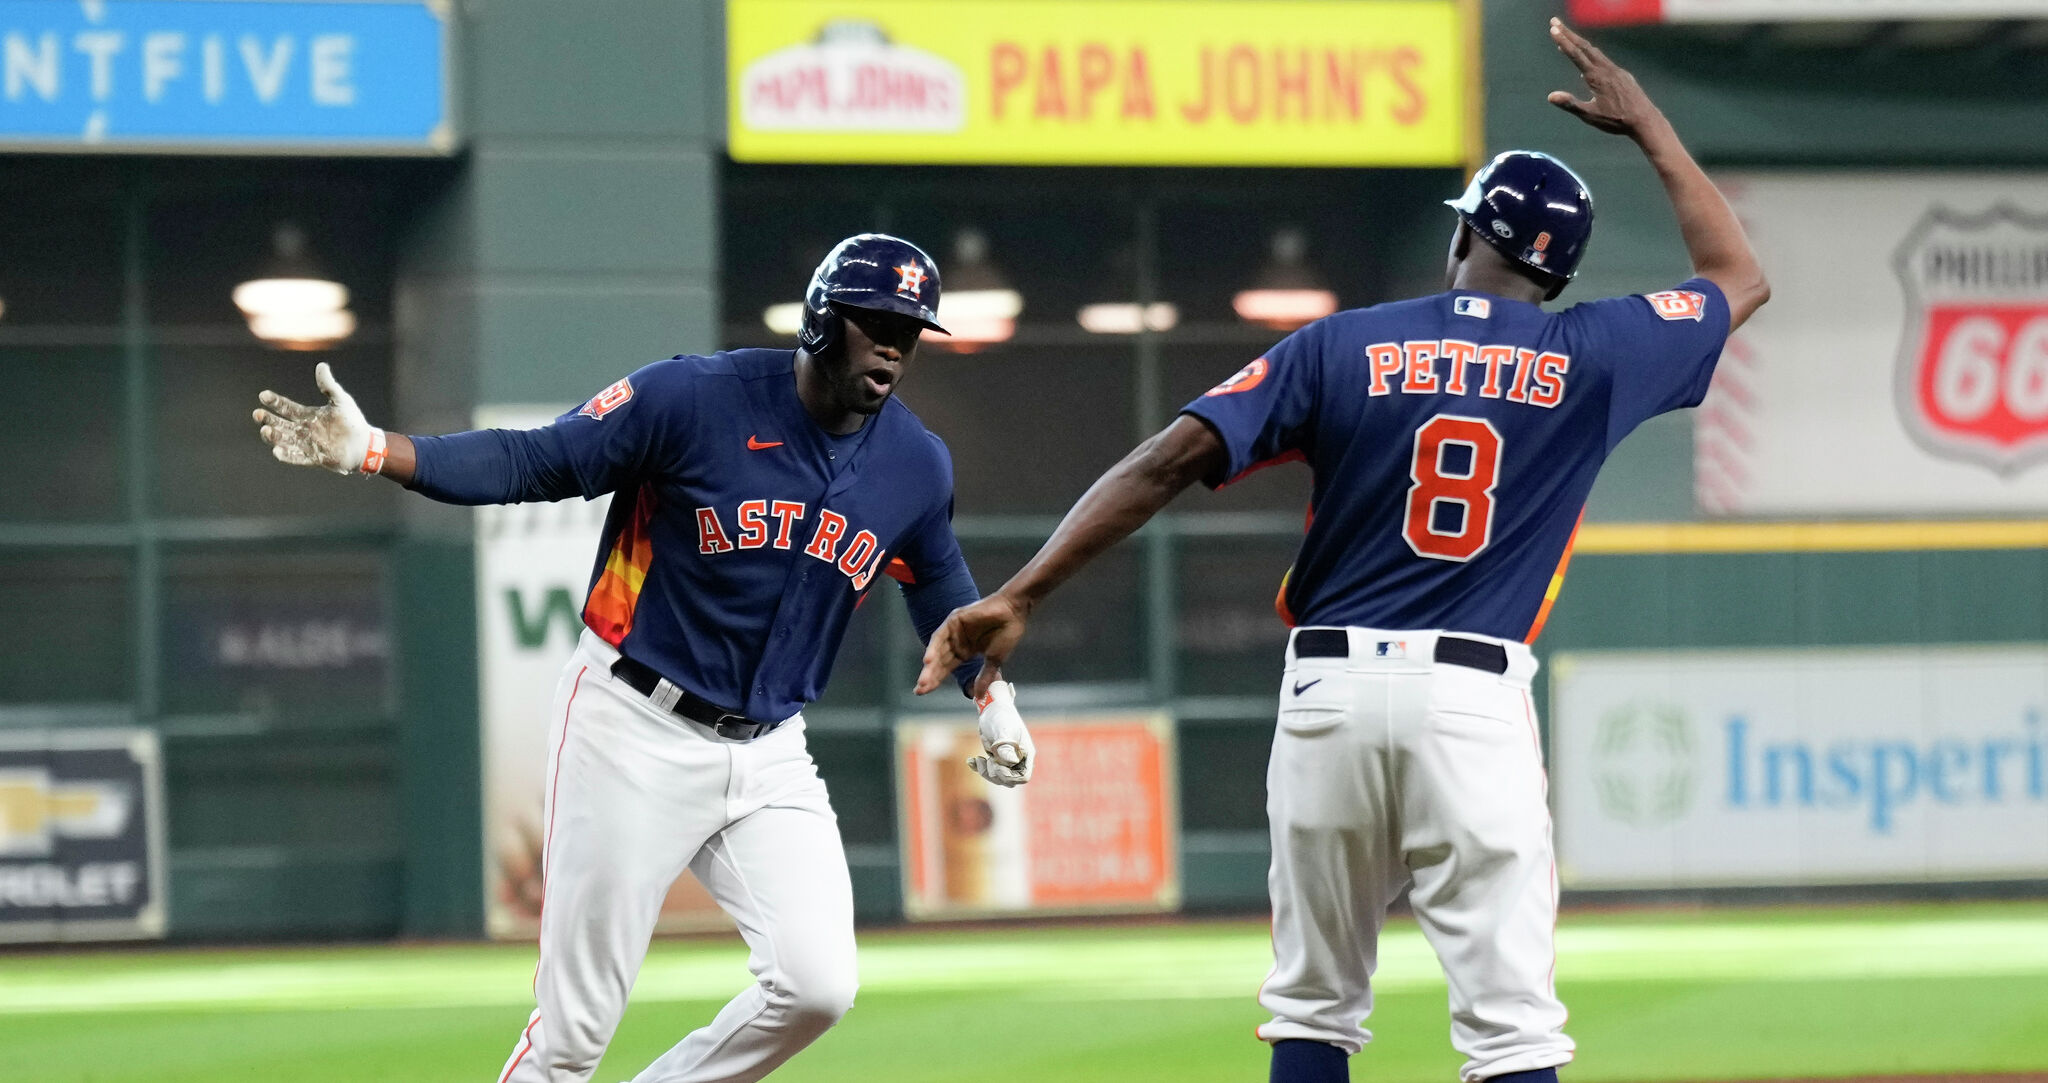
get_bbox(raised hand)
[252,362,377,475]
[1546,17,1664,138]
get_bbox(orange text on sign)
[989,43,1426,127]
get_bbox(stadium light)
[1233,228,1337,331]
[762,301,804,337]
[929,228,1021,352]
[1077,302,1178,335]
[233,224,356,351]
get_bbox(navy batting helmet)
[1446,150,1594,286]
[798,234,949,354]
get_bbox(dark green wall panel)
[395,539,483,937]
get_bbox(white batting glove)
[252,362,384,475]
[967,680,1034,787]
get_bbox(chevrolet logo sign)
[0,770,133,858]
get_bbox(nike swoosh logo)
[1292,678,1321,696]
[747,436,784,450]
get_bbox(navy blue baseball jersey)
[408,348,981,721]
[1181,278,1730,642]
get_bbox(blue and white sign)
[0,0,452,153]
[1552,645,2048,888]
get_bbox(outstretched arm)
[913,415,1227,694]
[1547,17,1770,330]
[255,364,655,505]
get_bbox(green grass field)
[5,902,2046,1082]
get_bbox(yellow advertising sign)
[728,0,1472,166]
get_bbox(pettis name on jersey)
[1364,340,1570,408]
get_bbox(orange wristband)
[361,429,388,476]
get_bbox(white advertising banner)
[1552,646,2048,889]
[476,406,728,939]
[1698,172,2048,516]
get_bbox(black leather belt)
[1292,628,1509,675]
[610,656,779,741]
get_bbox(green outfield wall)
[5,0,2045,941]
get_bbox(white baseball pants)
[1256,627,1573,1082]
[497,631,857,1083]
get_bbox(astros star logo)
[894,263,927,298]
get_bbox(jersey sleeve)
[890,437,985,696]
[1561,277,1732,450]
[411,359,695,504]
[1176,319,1324,486]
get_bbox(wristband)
[361,428,389,476]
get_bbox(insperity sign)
[1551,647,2048,889]
[0,0,452,153]
[727,0,1471,167]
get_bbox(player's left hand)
[967,680,1033,787]
[916,591,1030,696]
[1546,17,1664,138]
[252,362,377,475]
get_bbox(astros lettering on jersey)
[409,348,979,721]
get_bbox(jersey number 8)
[1403,415,1501,562]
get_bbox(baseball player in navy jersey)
[250,234,1036,1083]
[918,21,1768,1083]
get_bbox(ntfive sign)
[0,0,451,153]
[1554,646,2048,889]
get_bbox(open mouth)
[859,368,896,398]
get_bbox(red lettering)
[1122,48,1155,119]
[851,547,887,591]
[1528,351,1571,409]
[1035,47,1067,119]
[1225,45,1260,124]
[736,499,768,549]
[837,529,879,578]
[1078,43,1114,119]
[1507,347,1536,403]
[1476,345,1514,399]
[1440,339,1477,396]
[1273,47,1310,121]
[696,507,734,555]
[991,43,1026,119]
[1181,47,1216,123]
[770,500,805,550]
[1367,343,1404,396]
[1402,340,1441,394]
[1388,46,1424,126]
[806,509,849,563]
[1323,48,1362,121]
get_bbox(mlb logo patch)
[1644,289,1707,322]
[1374,640,1409,659]
[1453,296,1491,319]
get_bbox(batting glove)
[967,681,1034,787]
[252,362,384,475]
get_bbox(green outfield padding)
[4,903,2045,1082]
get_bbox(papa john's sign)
[727,0,1471,167]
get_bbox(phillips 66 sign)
[1895,206,2048,474]
[1695,173,2048,515]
